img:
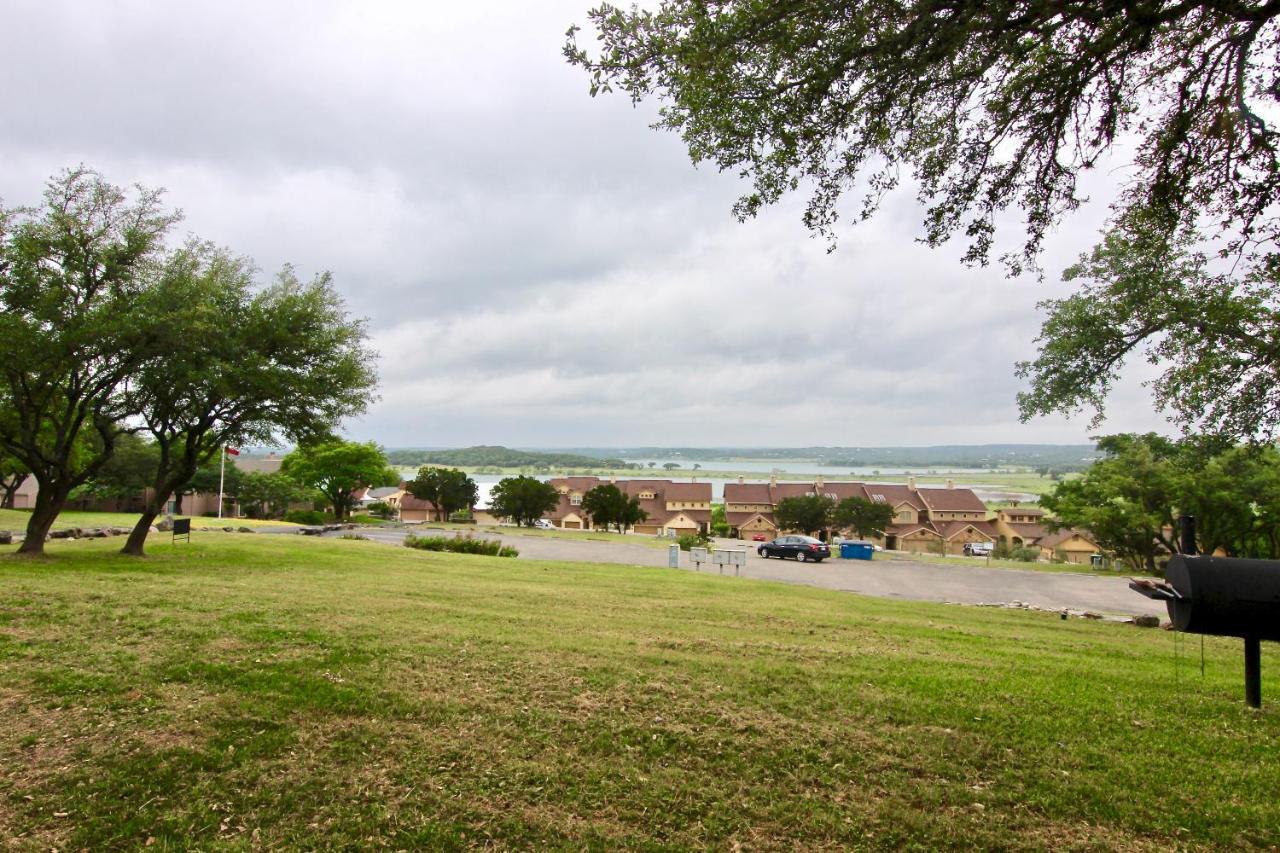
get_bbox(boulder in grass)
[0,531,11,546]
[1132,614,1160,628]
[48,529,74,540]
[156,519,174,532]
[237,526,254,534]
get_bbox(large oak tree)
[0,168,177,554]
[117,248,377,555]
[568,2,1280,438]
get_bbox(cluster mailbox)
[1131,553,1280,708]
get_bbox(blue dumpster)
[840,540,874,560]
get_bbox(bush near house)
[283,510,328,526]
[677,532,711,551]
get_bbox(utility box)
[668,544,680,568]
[840,541,874,560]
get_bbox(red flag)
[225,446,240,456]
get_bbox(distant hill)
[386,446,637,469]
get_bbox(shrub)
[284,509,328,526]
[403,533,517,558]
[677,532,711,550]
[367,501,394,519]
[449,510,476,523]
[1010,546,1040,562]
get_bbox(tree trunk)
[16,483,69,556]
[0,477,18,509]
[173,492,184,514]
[122,510,160,556]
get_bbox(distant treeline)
[553,444,1098,470]
[386,445,638,469]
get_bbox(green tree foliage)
[1019,224,1280,440]
[238,471,315,520]
[76,433,159,501]
[1171,442,1280,560]
[407,467,479,522]
[282,441,397,521]
[1040,434,1184,572]
[567,3,1280,272]
[186,455,243,511]
[662,462,679,471]
[581,483,648,534]
[710,503,730,537]
[489,476,560,527]
[775,494,835,536]
[0,167,178,553]
[832,496,896,540]
[117,245,376,555]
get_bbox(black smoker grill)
[1131,547,1280,708]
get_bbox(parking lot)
[334,526,1162,618]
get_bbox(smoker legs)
[1245,636,1261,709]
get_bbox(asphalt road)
[331,525,1163,618]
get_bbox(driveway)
[336,526,1162,618]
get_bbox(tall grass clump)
[403,533,516,557]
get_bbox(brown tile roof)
[649,482,712,501]
[916,487,988,513]
[724,483,772,503]
[1004,522,1048,542]
[888,521,941,538]
[770,482,816,500]
[935,520,998,540]
[549,476,604,492]
[398,493,442,512]
[1039,528,1099,550]
[865,484,926,510]
[999,506,1046,519]
[818,482,869,502]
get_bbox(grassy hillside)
[0,536,1275,848]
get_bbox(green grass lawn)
[875,549,1121,576]
[0,509,299,533]
[418,521,672,550]
[0,535,1276,848]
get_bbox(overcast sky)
[0,1,1173,448]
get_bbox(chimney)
[769,473,777,488]
[946,479,955,489]
[907,476,916,489]
[815,474,825,489]
[737,475,744,485]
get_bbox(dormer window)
[640,491,656,500]
[570,494,582,505]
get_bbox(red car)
[752,533,768,542]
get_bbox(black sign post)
[172,518,192,544]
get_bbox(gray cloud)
[0,0,1173,447]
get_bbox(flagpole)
[218,447,226,519]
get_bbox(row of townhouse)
[545,477,712,537]
[725,474,1102,563]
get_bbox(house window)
[570,495,582,506]
[640,491,655,500]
